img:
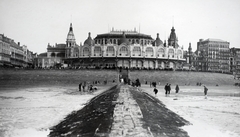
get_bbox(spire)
[66,23,76,47]
[69,23,73,31]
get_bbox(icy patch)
[0,86,109,137]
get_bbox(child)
[153,87,158,97]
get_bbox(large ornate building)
[36,23,185,69]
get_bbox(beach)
[0,84,240,137]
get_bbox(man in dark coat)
[164,83,168,97]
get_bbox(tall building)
[196,38,230,72]
[230,48,240,78]
[0,34,11,66]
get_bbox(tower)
[168,27,179,48]
[66,23,76,47]
[188,43,192,64]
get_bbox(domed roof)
[84,32,95,46]
[119,32,130,45]
[153,33,163,46]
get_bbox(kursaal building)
[36,23,185,69]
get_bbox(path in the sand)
[48,84,190,137]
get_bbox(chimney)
[18,42,20,46]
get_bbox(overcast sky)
[1,0,240,54]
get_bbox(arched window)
[106,46,115,56]
[168,49,174,58]
[119,46,128,56]
[146,47,153,56]
[158,48,164,57]
[83,47,90,56]
[132,47,141,56]
[94,47,101,55]
[177,50,182,58]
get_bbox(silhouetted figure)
[168,84,171,95]
[175,85,179,94]
[164,83,168,97]
[83,81,86,92]
[79,83,82,92]
[153,87,158,96]
[203,85,208,99]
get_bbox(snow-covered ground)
[0,86,111,137]
[141,85,240,137]
[0,85,240,137]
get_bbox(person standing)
[164,83,168,97]
[203,85,208,99]
[79,83,82,92]
[83,81,86,92]
[175,85,179,94]
[168,84,171,95]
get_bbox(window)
[168,49,174,58]
[119,46,128,55]
[146,47,153,56]
[94,47,101,55]
[106,46,115,55]
[133,47,141,55]
[83,47,90,56]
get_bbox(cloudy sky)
[1,0,240,54]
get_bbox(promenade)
[49,84,190,137]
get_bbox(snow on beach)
[142,85,240,137]
[0,84,240,137]
[0,86,110,137]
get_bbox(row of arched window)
[67,46,183,58]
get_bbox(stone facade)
[0,34,34,67]
[195,38,230,72]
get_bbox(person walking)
[203,85,208,99]
[164,83,168,97]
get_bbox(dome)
[84,32,95,46]
[119,32,130,45]
[153,33,163,46]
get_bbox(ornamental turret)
[66,23,76,47]
[168,27,179,48]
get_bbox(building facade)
[0,34,34,68]
[37,24,186,69]
[230,48,240,78]
[195,39,230,72]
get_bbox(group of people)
[78,81,97,92]
[163,83,179,97]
